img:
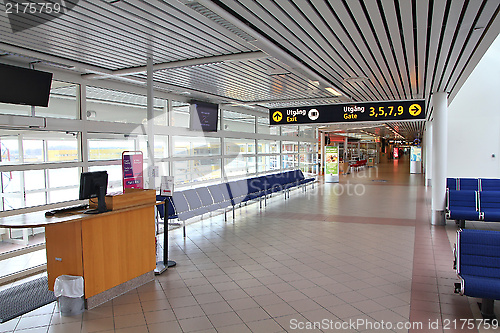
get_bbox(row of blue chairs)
[447,178,500,191]
[156,170,315,237]
[446,190,500,227]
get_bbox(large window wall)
[0,78,318,215]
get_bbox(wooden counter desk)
[0,189,157,309]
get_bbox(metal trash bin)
[54,275,84,316]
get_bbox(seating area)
[446,178,500,227]
[156,169,315,237]
[349,159,367,172]
[446,177,500,191]
[454,229,500,318]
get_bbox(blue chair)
[446,178,458,190]
[446,190,479,228]
[479,191,500,222]
[480,179,500,191]
[455,229,500,318]
[171,192,192,237]
[207,184,231,220]
[184,189,208,217]
[196,187,216,213]
[458,178,479,191]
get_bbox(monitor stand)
[84,186,108,214]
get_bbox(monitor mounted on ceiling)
[0,63,53,107]
[189,101,218,132]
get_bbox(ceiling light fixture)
[325,87,342,96]
[344,76,369,84]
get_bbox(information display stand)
[325,145,340,183]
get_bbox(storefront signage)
[269,100,425,125]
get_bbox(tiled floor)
[0,158,497,332]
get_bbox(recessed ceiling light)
[325,87,341,96]
[267,69,290,76]
[344,76,369,83]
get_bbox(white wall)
[447,35,500,178]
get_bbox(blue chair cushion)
[459,275,500,300]
[483,209,500,222]
[449,209,480,221]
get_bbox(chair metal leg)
[481,299,495,319]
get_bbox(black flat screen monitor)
[0,63,53,107]
[79,171,108,214]
[189,101,218,132]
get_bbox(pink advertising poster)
[122,151,144,189]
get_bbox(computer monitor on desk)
[79,171,108,214]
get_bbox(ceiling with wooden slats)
[0,0,499,140]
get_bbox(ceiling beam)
[82,51,268,80]
[224,96,348,107]
[0,42,113,76]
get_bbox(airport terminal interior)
[0,1,499,332]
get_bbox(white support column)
[432,92,448,225]
[425,121,433,187]
[344,136,348,160]
[146,57,155,189]
[320,131,325,175]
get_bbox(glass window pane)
[154,135,169,158]
[257,140,279,154]
[48,189,78,204]
[88,136,135,161]
[282,154,298,169]
[225,138,255,155]
[0,134,20,165]
[0,102,30,116]
[36,81,79,119]
[89,164,123,193]
[24,170,45,191]
[299,125,316,139]
[173,136,221,157]
[171,101,190,128]
[173,158,221,185]
[225,156,256,177]
[153,98,168,126]
[281,125,298,137]
[223,110,255,133]
[25,192,46,207]
[282,141,298,153]
[300,153,318,174]
[48,168,79,188]
[47,139,79,162]
[23,140,44,163]
[1,171,23,210]
[258,156,274,172]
